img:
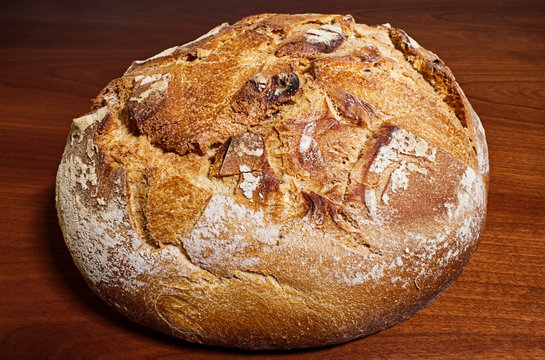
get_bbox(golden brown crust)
[56,14,488,350]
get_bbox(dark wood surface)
[1,0,544,358]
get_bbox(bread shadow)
[44,185,343,356]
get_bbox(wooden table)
[2,0,544,358]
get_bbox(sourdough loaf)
[56,13,489,349]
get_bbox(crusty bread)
[56,13,489,350]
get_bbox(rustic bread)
[56,13,489,350]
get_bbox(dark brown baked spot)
[231,74,270,119]
[302,191,330,221]
[218,132,268,176]
[127,76,170,136]
[267,72,300,105]
[258,166,280,198]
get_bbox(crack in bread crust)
[58,13,489,350]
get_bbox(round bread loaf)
[56,13,489,350]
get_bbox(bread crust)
[56,14,488,349]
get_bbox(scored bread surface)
[56,13,489,349]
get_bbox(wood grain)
[1,0,544,358]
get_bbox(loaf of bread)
[56,13,489,349]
